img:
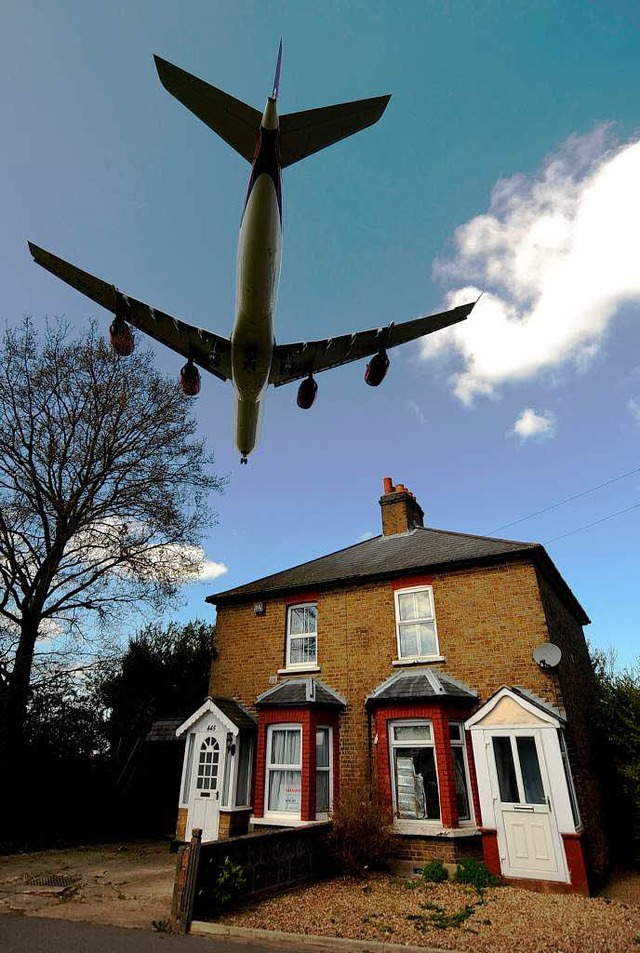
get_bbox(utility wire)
[491,463,640,534]
[544,501,640,544]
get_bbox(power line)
[544,501,640,544]
[491,464,640,534]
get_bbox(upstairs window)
[394,586,438,659]
[286,603,318,668]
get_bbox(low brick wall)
[192,822,333,921]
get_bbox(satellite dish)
[533,643,562,669]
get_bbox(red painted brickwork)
[372,702,475,828]
[481,829,501,877]
[253,707,340,822]
[562,832,589,894]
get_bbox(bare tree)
[0,318,225,766]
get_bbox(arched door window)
[196,735,220,791]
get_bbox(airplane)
[28,43,476,463]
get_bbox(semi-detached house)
[174,478,609,894]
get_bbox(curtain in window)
[268,728,302,813]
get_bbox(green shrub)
[454,858,501,891]
[212,856,246,909]
[421,860,448,883]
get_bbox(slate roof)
[208,525,588,623]
[211,696,257,731]
[366,669,478,707]
[256,677,346,709]
[146,718,183,742]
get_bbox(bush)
[454,858,501,891]
[421,860,448,883]
[211,856,246,909]
[329,788,394,874]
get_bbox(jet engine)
[179,359,201,396]
[297,374,317,409]
[364,350,389,386]
[109,315,135,356]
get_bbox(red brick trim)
[562,832,589,894]
[391,576,434,591]
[480,828,501,877]
[284,592,319,605]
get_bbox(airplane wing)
[27,243,232,382]
[279,96,391,168]
[269,301,475,387]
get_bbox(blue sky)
[2,1,639,665]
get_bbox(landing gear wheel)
[240,456,248,465]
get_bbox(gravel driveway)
[218,872,640,953]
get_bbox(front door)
[188,733,225,842]
[489,730,567,881]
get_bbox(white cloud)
[509,408,556,442]
[423,127,640,403]
[358,530,376,542]
[628,398,640,426]
[404,399,427,425]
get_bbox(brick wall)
[210,555,606,877]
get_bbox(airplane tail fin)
[279,94,390,167]
[154,55,261,162]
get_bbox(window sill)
[392,656,446,667]
[277,666,321,675]
[252,815,328,829]
[219,805,252,813]
[394,820,479,837]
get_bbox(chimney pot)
[379,477,424,535]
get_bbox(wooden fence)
[171,822,333,932]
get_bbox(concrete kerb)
[190,920,461,953]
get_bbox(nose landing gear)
[240,455,248,465]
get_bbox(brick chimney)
[379,477,424,535]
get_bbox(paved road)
[0,915,308,953]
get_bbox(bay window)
[389,721,440,821]
[315,726,332,818]
[450,721,473,822]
[266,725,302,815]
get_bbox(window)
[315,727,332,818]
[389,721,440,821]
[286,604,317,668]
[558,730,581,827]
[266,725,302,815]
[181,733,196,805]
[449,722,473,822]
[196,735,220,791]
[394,586,438,659]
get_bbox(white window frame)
[388,719,442,828]
[180,732,196,807]
[285,603,318,670]
[264,724,302,819]
[315,725,333,820]
[449,721,475,826]
[394,585,439,661]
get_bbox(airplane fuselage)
[231,98,282,459]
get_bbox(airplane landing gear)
[240,455,248,465]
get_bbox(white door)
[188,733,225,842]
[489,730,567,881]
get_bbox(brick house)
[174,478,608,893]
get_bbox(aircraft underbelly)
[231,173,281,395]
